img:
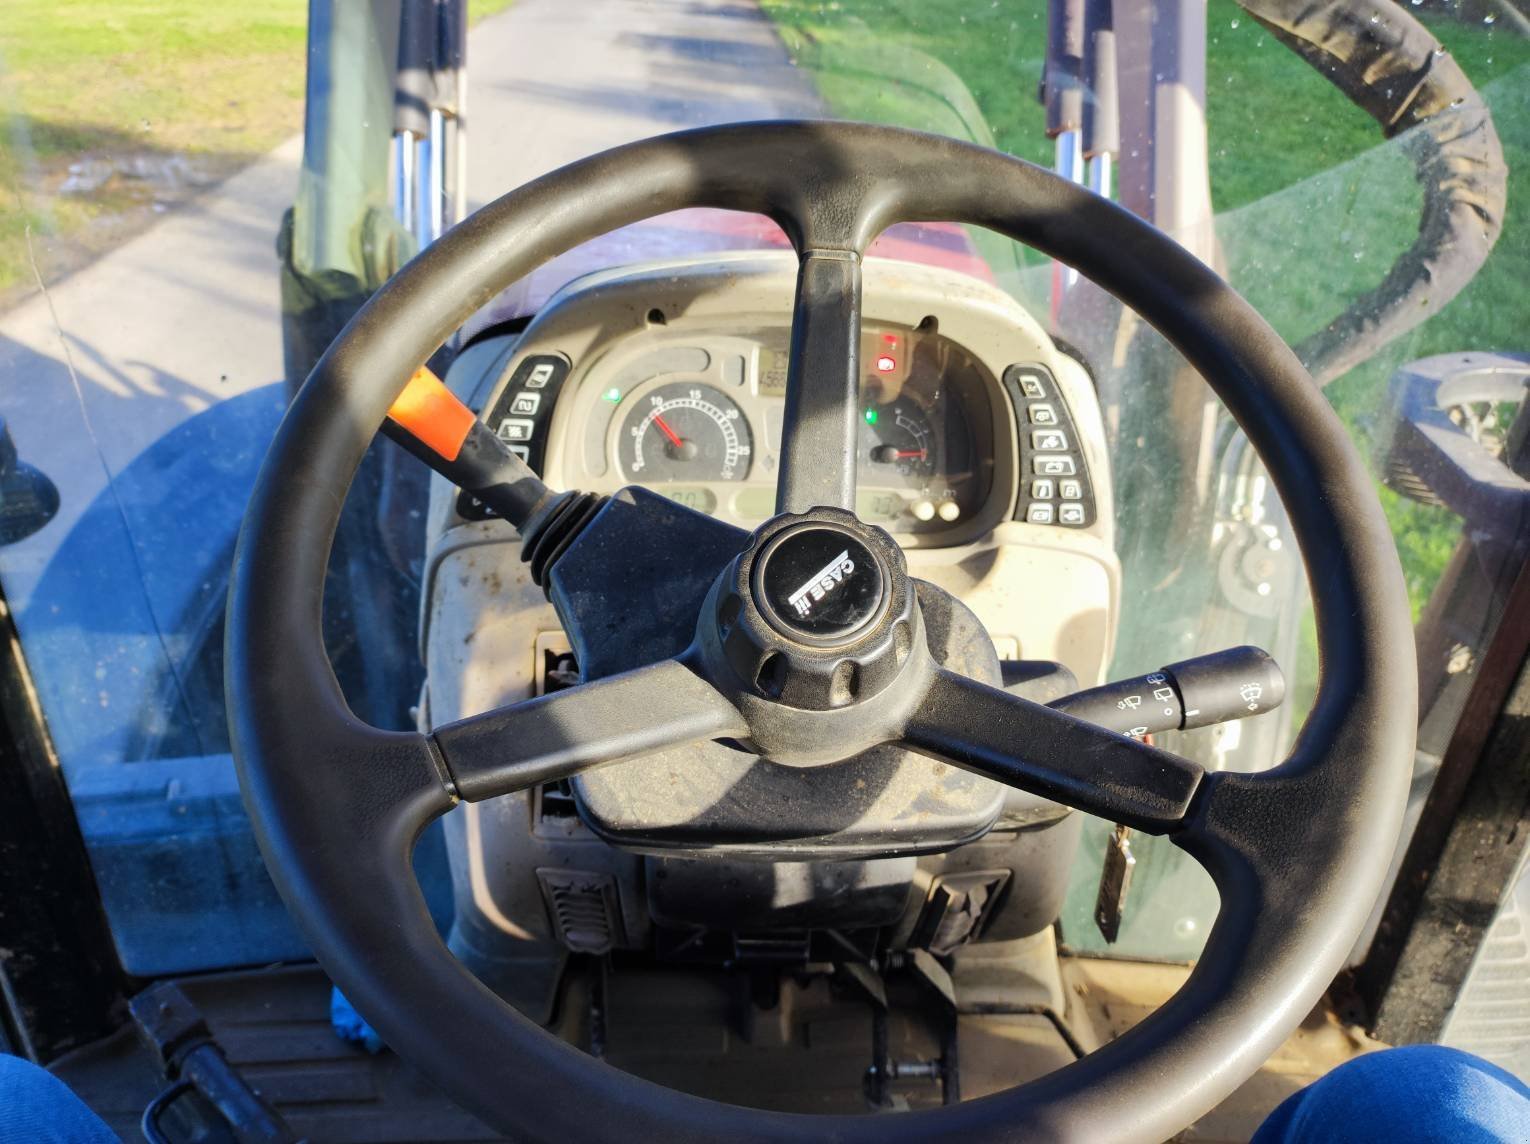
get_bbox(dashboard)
[419,253,1125,954]
[452,253,1108,549]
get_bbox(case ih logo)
[788,550,856,618]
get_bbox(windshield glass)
[1,0,1526,1032]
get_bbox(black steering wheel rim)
[227,121,1415,1142]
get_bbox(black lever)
[131,982,302,1144]
[380,365,609,586]
[1048,646,1285,738]
[380,365,560,527]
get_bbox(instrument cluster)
[563,323,997,536]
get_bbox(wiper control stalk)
[1048,645,1286,739]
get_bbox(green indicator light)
[864,408,878,425]
[602,387,622,403]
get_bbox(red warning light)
[875,355,897,373]
[881,333,899,345]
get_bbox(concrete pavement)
[463,0,818,200]
[0,0,823,971]
[0,0,817,611]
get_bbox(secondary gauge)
[620,382,753,482]
[861,396,937,482]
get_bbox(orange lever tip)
[386,366,477,462]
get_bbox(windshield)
[1,0,1526,1043]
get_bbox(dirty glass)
[0,3,1527,1075]
[759,0,1530,974]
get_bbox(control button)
[911,499,936,522]
[1031,478,1055,500]
[1031,429,1069,451]
[507,444,530,461]
[1034,456,1077,476]
[1059,502,1087,525]
[1059,478,1083,500]
[524,362,557,389]
[1026,503,1056,525]
[497,418,535,443]
[1028,403,1058,425]
[510,392,542,416]
[937,501,960,522]
[1018,373,1048,400]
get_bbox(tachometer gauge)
[861,397,937,482]
[621,382,752,482]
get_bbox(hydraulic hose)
[1236,0,1507,386]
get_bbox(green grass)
[761,0,1530,959]
[471,0,518,21]
[1205,11,1530,622]
[0,0,514,305]
[762,0,1529,624]
[0,2,309,299]
[1206,6,1530,211]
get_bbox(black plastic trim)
[0,588,128,1061]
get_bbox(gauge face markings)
[596,336,985,532]
[620,382,753,482]
[863,396,938,482]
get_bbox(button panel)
[1002,364,1097,528]
[458,353,571,521]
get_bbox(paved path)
[0,0,815,606]
[0,0,816,773]
[463,0,817,200]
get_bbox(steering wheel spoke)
[904,667,1205,832]
[774,250,865,515]
[431,659,746,802]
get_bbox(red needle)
[893,449,927,459]
[652,413,685,448]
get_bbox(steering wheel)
[227,122,1415,1142]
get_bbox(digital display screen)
[736,486,902,522]
[758,331,910,398]
[661,487,719,515]
[733,486,776,520]
[759,349,790,396]
[856,490,904,522]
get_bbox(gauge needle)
[652,414,685,448]
[871,445,928,463]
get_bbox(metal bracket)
[131,983,301,1144]
[1094,823,1137,944]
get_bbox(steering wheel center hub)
[697,508,922,721]
[754,523,886,644]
